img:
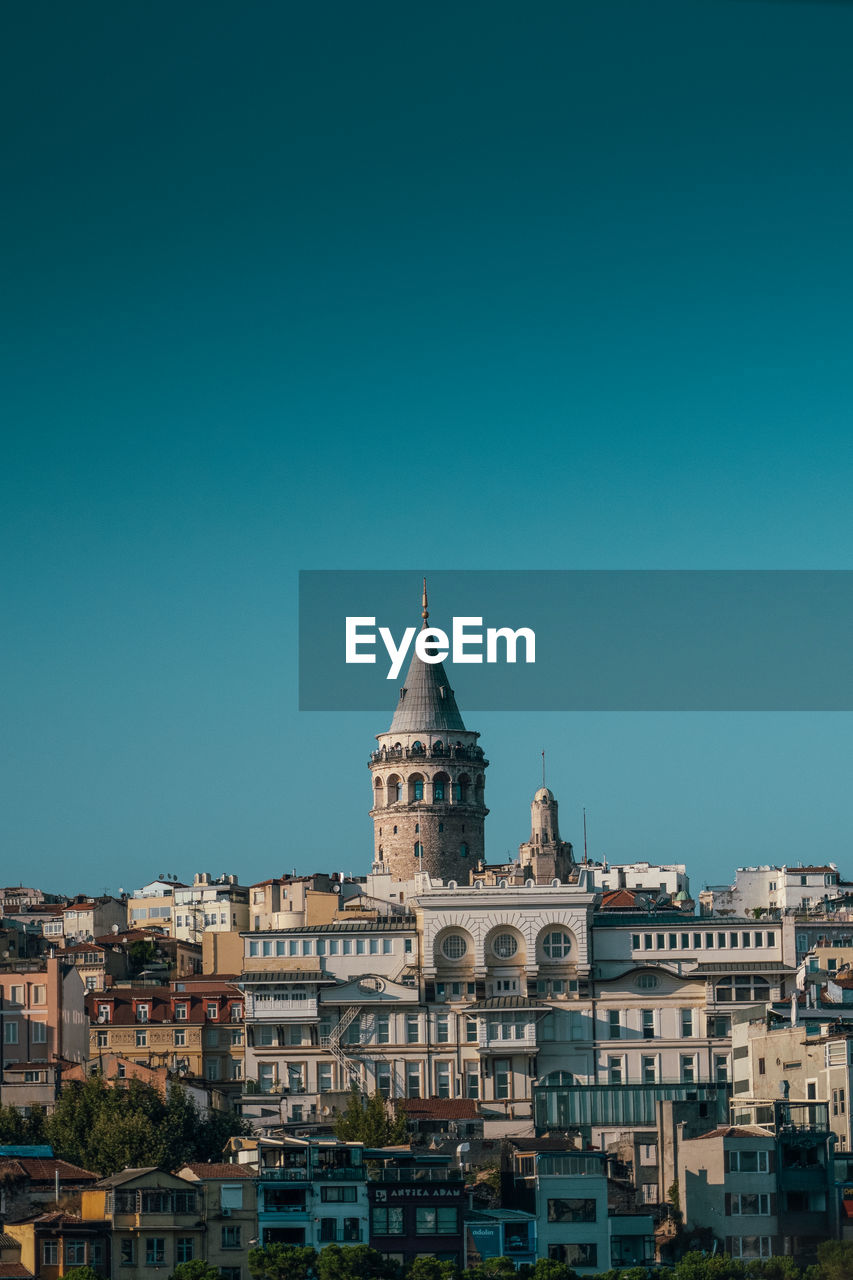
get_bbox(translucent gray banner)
[298,571,853,711]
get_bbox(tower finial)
[542,749,546,788]
[422,577,429,629]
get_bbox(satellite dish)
[97,1012,108,1023]
[111,924,119,934]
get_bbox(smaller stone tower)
[517,786,575,883]
[368,584,489,883]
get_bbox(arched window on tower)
[460,843,469,858]
[433,780,445,801]
[414,842,424,859]
[413,780,424,801]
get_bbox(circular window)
[493,933,518,959]
[542,930,572,960]
[442,935,467,960]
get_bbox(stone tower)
[517,787,575,883]
[368,586,488,883]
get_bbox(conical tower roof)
[388,582,467,735]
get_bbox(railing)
[479,1027,537,1050]
[312,1166,365,1181]
[319,1231,363,1244]
[245,996,318,1019]
[370,745,484,764]
[369,1168,463,1183]
[259,1167,311,1181]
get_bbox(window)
[222,1226,242,1249]
[120,1239,136,1266]
[416,1207,458,1234]
[608,1010,621,1039]
[636,973,659,989]
[494,1058,511,1099]
[376,1063,391,1098]
[715,976,770,1004]
[728,1151,769,1173]
[97,1030,109,1047]
[206,1003,218,1020]
[43,1242,59,1265]
[548,1245,597,1267]
[136,1004,149,1023]
[465,1066,480,1098]
[146,1238,166,1266]
[175,1003,188,1021]
[715,1055,730,1084]
[406,1014,420,1044]
[726,1237,772,1260]
[728,1193,771,1216]
[436,1062,452,1098]
[608,1056,623,1085]
[543,930,571,959]
[681,1054,696,1084]
[4,1021,19,1045]
[136,1029,148,1047]
[681,1009,694,1038]
[642,1055,658,1083]
[406,1064,421,1097]
[466,1016,478,1043]
[32,1021,47,1043]
[176,1239,194,1263]
[376,1014,390,1044]
[642,1009,655,1038]
[548,1198,596,1222]
[221,1185,244,1210]
[436,1014,449,1043]
[321,1186,357,1201]
[493,933,518,959]
[318,1064,333,1093]
[231,1028,243,1046]
[372,1207,404,1235]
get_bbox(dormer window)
[97,1004,111,1023]
[136,1005,149,1023]
[206,1003,218,1020]
[174,1003,188,1021]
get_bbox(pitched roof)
[0,1266,34,1279]
[0,1158,98,1184]
[687,1125,772,1141]
[388,600,466,734]
[179,1163,254,1180]
[96,1167,160,1186]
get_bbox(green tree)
[406,1258,460,1280]
[65,1268,104,1280]
[333,1088,408,1145]
[169,1262,222,1280]
[128,939,158,975]
[675,1252,746,1280]
[527,1258,577,1280]
[814,1240,853,1280]
[248,1244,318,1280]
[45,1076,249,1174]
[316,1244,400,1280]
[466,1259,518,1280]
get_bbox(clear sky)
[3,1,853,896]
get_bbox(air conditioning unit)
[222,1208,232,1218]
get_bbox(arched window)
[543,930,572,960]
[413,780,424,801]
[546,1070,574,1085]
[412,740,424,756]
[493,933,518,959]
[432,741,444,755]
[442,935,467,960]
[460,843,469,858]
[433,781,445,801]
[414,842,424,859]
[715,975,771,1004]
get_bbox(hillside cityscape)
[2,635,852,1280]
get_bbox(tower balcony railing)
[369,745,485,764]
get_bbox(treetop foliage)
[0,1077,249,1175]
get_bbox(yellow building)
[177,1164,257,1280]
[81,1168,204,1277]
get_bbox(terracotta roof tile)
[180,1163,254,1179]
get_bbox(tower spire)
[422,577,429,629]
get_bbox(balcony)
[479,1027,537,1051]
[259,1167,311,1182]
[245,996,318,1020]
[369,1167,463,1183]
[312,1166,365,1181]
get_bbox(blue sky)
[3,1,853,896]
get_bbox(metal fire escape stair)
[319,1006,362,1088]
